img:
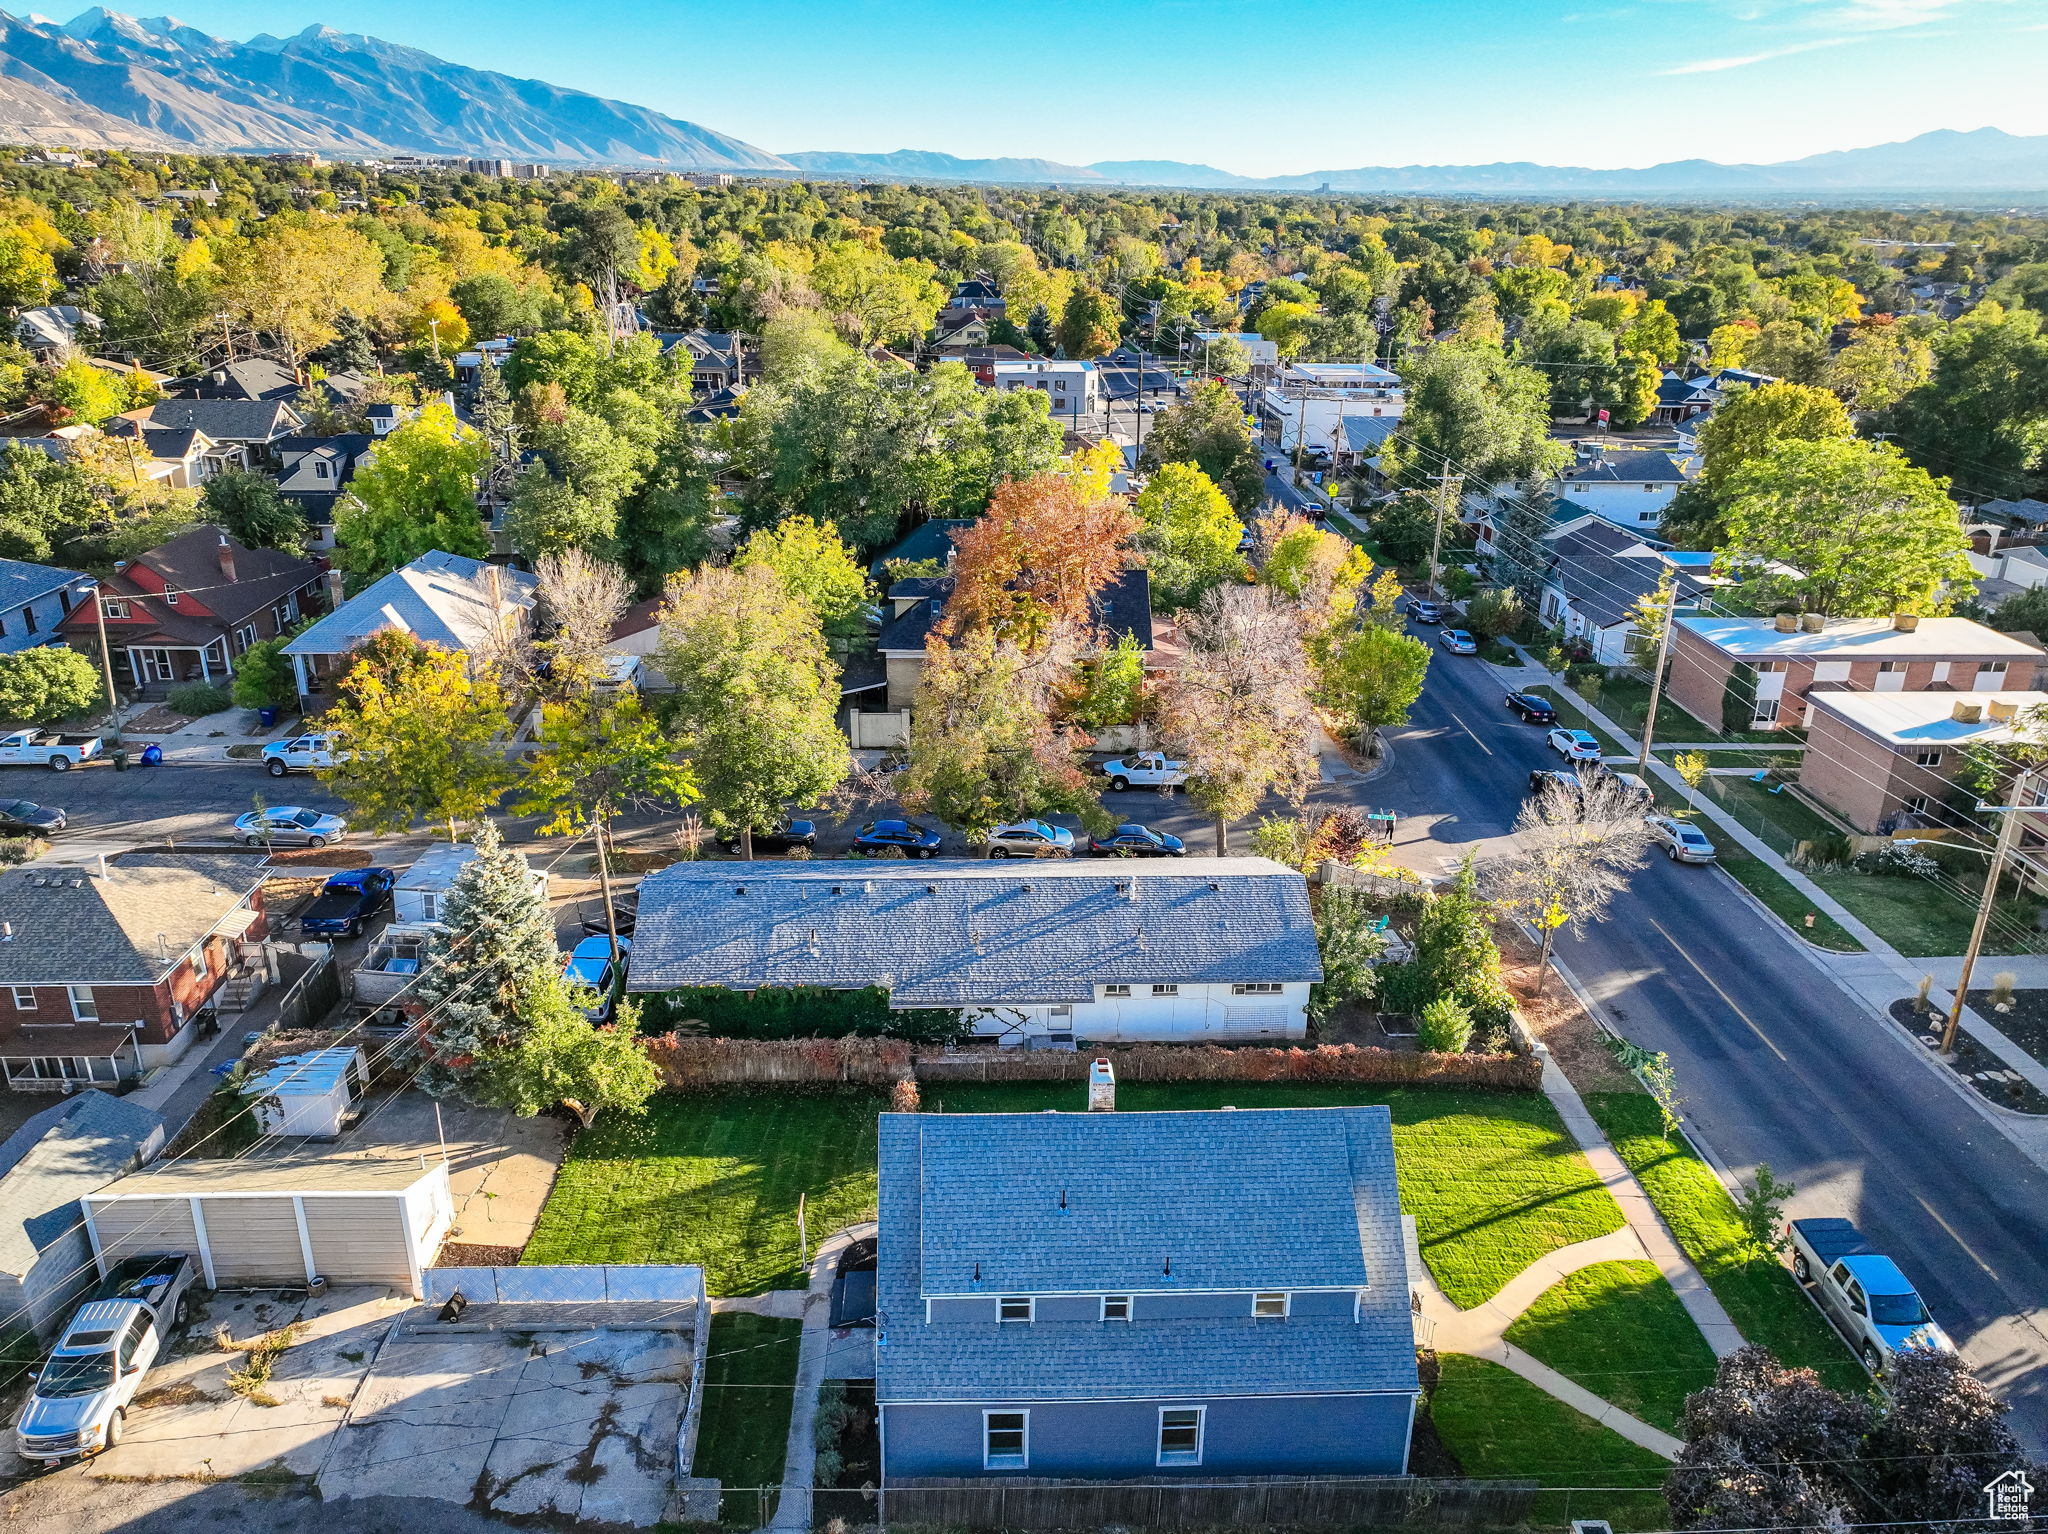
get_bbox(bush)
[0,646,102,724]
[166,681,232,717]
[1856,841,1941,879]
[1417,994,1475,1053]
[640,985,967,1044]
[230,634,300,711]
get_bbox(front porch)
[120,635,233,689]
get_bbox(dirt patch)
[1497,924,1640,1094]
[1887,999,2048,1115]
[434,1242,525,1268]
[119,706,190,735]
[131,1382,224,1409]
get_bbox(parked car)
[1606,771,1654,808]
[1546,728,1604,762]
[1787,1217,1953,1377]
[233,806,348,848]
[1438,628,1478,655]
[260,732,345,776]
[1101,753,1188,791]
[0,797,65,834]
[299,867,394,937]
[1528,769,1583,799]
[562,934,632,1022]
[15,1254,199,1466]
[1503,692,1557,725]
[0,728,99,771]
[1408,599,1444,625]
[1088,823,1187,857]
[853,819,943,857]
[1646,815,1718,864]
[713,819,817,855]
[985,819,1075,859]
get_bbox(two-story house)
[1548,446,1695,533]
[0,558,92,655]
[992,360,1101,423]
[274,433,376,549]
[108,398,304,471]
[57,526,327,690]
[946,279,1005,314]
[874,1089,1418,1483]
[0,854,269,1091]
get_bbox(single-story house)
[0,556,92,654]
[281,552,538,700]
[0,1091,165,1337]
[0,854,270,1091]
[627,858,1323,1044]
[1800,690,2048,833]
[875,1095,1417,1482]
[1537,522,1714,666]
[1979,499,2048,531]
[393,842,545,926]
[14,306,101,358]
[1665,615,2046,734]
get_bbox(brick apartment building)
[1800,691,2048,833]
[1665,615,2045,734]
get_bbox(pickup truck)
[261,732,345,777]
[299,866,395,938]
[1101,753,1188,791]
[15,1254,199,1465]
[1787,1217,1954,1377]
[0,728,100,772]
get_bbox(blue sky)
[89,0,2048,172]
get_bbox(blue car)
[562,935,631,1022]
[853,819,943,858]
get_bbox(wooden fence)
[644,1034,912,1089]
[912,1043,1540,1092]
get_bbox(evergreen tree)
[1488,480,1556,611]
[317,310,378,374]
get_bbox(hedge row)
[644,1034,914,1090]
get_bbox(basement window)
[1232,983,1283,996]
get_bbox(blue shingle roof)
[0,557,84,616]
[626,858,1321,1006]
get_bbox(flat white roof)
[88,1149,443,1197]
[245,1046,361,1099]
[1805,690,2048,747]
[1675,616,2043,660]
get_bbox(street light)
[73,579,120,737]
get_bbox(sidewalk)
[764,1222,876,1534]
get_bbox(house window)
[1252,1292,1290,1318]
[1903,795,1931,816]
[1915,750,1943,767]
[1931,662,1950,682]
[67,986,97,1022]
[984,1411,1028,1469]
[102,599,128,619]
[1157,1407,1205,1466]
[998,1296,1034,1323]
[164,589,179,606]
[314,461,331,479]
[419,893,438,921]
[190,943,209,982]
[1232,983,1283,996]
[0,613,8,639]
[1103,984,1132,998]
[20,606,34,634]
[1151,984,1179,996]
[10,986,34,1010]
[1979,663,2009,685]
[274,600,296,629]
[1101,1295,1131,1322]
[1752,699,1781,726]
[235,624,258,652]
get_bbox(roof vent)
[1,922,11,942]
[830,885,841,895]
[1773,613,1798,633]
[925,884,937,894]
[1953,699,1984,723]
[1893,612,1921,633]
[1799,612,1825,633]
[1087,1057,1115,1112]
[1988,698,2020,722]
[1208,881,1220,891]
[733,884,746,896]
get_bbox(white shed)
[394,843,547,926]
[245,1046,366,1139]
[82,1152,454,1297]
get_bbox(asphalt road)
[1381,629,2048,1455]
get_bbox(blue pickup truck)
[1787,1216,1954,1377]
[299,867,395,938]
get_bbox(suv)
[261,733,345,776]
[984,820,1075,859]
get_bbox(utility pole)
[427,316,442,368]
[1635,570,1679,770]
[216,312,234,364]
[1425,470,1462,601]
[1943,771,2040,1054]
[593,809,622,964]
[85,582,120,735]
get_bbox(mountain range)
[3,9,2048,193]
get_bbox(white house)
[281,552,538,700]
[392,843,547,926]
[990,359,1101,422]
[1261,362,1404,457]
[1537,522,1718,666]
[1194,331,1279,369]
[627,858,1323,1045]
[1547,446,1696,531]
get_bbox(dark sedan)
[1504,691,1557,724]
[1528,769,1582,799]
[852,819,943,858]
[714,819,817,855]
[1087,823,1187,858]
[0,798,64,834]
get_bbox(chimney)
[487,564,503,613]
[1953,699,1985,723]
[1773,613,1798,633]
[1988,698,2020,722]
[216,533,236,585]
[1087,1057,1116,1112]
[324,568,345,610]
[1799,612,1825,634]
[1892,612,1920,633]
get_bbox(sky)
[66,0,2048,173]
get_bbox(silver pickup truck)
[1787,1217,1953,1377]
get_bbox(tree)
[0,230,58,308]
[474,970,658,1129]
[1718,438,1974,617]
[1200,334,1252,380]
[1734,1164,1794,1258]
[0,647,101,723]
[1747,319,1830,385]
[1620,298,1681,367]
[1663,382,1854,548]
[322,632,515,841]
[0,442,102,564]
[1133,462,1245,611]
[221,220,388,373]
[655,563,851,856]
[1858,1349,2031,1526]
[1885,301,2048,500]
[37,358,125,426]
[1667,1347,1871,1533]
[1611,351,1663,428]
[1071,632,1144,729]
[736,515,872,641]
[503,471,615,562]
[1140,380,1264,511]
[451,272,543,339]
[1463,587,1523,641]
[1487,775,1651,995]
[333,402,489,581]
[1674,750,1710,811]
[504,329,604,406]
[201,470,304,554]
[1826,322,1934,413]
[1320,623,1432,747]
[1396,343,1567,488]
[1417,995,1474,1053]
[943,474,1139,650]
[1156,584,1316,854]
[1309,886,1386,1024]
[1056,287,1121,359]
[229,633,299,711]
[533,550,630,691]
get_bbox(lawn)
[1593,674,1801,747]
[1502,1260,1720,1431]
[1699,775,1844,858]
[521,1090,886,1295]
[1718,855,1864,953]
[694,1312,802,1523]
[1582,1094,1864,1393]
[1427,1354,1671,1532]
[1811,867,2047,959]
[924,1082,1624,1308]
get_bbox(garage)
[82,1152,454,1297]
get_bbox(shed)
[245,1046,367,1138]
[393,843,546,925]
[83,1151,453,1297]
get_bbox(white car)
[1546,728,1604,763]
[1646,815,1718,864]
[261,732,345,776]
[985,820,1075,859]
[1101,753,1188,791]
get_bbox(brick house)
[1799,691,2048,833]
[0,854,269,1092]
[1664,615,2045,734]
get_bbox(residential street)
[1377,633,2048,1455]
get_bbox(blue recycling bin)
[258,706,279,728]
[139,742,162,767]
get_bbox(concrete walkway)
[764,1222,876,1534]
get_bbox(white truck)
[0,728,101,772]
[1786,1217,1954,1377]
[1100,752,1188,791]
[261,732,344,776]
[14,1254,200,1465]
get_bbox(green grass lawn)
[1582,1094,1864,1394]
[1653,748,1805,770]
[521,1090,885,1295]
[924,1082,1623,1308]
[1428,1354,1671,1531]
[1594,674,1802,747]
[1502,1260,1720,1431]
[1700,775,1844,858]
[694,1312,802,1522]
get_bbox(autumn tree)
[1487,775,1651,995]
[736,514,872,641]
[1667,1347,1871,1533]
[333,402,490,581]
[1056,287,1121,359]
[942,473,1140,650]
[532,550,631,692]
[220,220,388,373]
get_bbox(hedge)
[638,985,965,1043]
[645,1034,913,1090]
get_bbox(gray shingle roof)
[627,858,1321,1006]
[122,398,303,444]
[875,1107,1417,1402]
[0,854,266,985]
[284,552,536,659]
[878,568,1153,657]
[1559,449,1692,486]
[0,556,84,615]
[0,1090,164,1279]
[869,518,974,577]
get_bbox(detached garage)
[82,1153,453,1298]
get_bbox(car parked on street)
[1408,599,1444,624]
[984,820,1074,858]
[233,806,348,848]
[1546,728,1604,762]
[1101,752,1187,791]
[260,732,346,776]
[1504,692,1557,725]
[0,728,98,771]
[563,934,631,1022]
[1787,1217,1953,1377]
[852,819,943,857]
[1528,769,1582,799]
[713,819,817,855]
[0,797,65,834]
[1088,823,1187,857]
[1646,815,1718,864]
[1438,628,1478,655]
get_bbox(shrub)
[639,985,966,1044]
[1417,994,1474,1053]
[1856,841,1940,879]
[166,680,232,717]
[231,634,300,711]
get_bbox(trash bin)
[111,748,129,771]
[139,743,162,767]
[258,705,279,728]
